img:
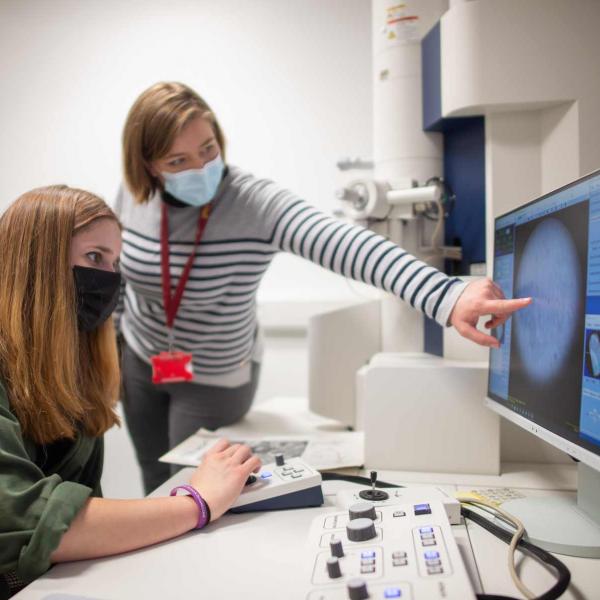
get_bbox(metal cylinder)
[372,0,446,188]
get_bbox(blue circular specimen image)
[513,218,582,384]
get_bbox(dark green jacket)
[0,383,104,597]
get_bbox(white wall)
[0,0,375,497]
[0,0,373,304]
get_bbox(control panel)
[230,454,324,513]
[305,498,474,599]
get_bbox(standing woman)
[0,186,260,598]
[116,81,530,494]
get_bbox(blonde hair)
[0,185,121,444]
[122,81,227,203]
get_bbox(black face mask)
[73,266,122,332]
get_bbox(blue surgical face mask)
[162,154,225,207]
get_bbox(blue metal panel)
[443,117,486,273]
[422,21,486,273]
[424,316,444,357]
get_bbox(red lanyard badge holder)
[151,203,211,384]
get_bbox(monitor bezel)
[485,397,600,471]
[488,167,600,473]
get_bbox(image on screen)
[508,202,588,434]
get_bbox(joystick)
[358,471,389,501]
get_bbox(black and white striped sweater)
[114,166,466,387]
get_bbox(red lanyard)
[160,203,211,331]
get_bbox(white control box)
[356,354,499,475]
[305,497,475,599]
[230,457,323,512]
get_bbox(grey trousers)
[120,342,260,495]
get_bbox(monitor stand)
[498,462,600,558]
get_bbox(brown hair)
[0,185,121,444]
[122,81,226,203]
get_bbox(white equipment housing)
[309,0,600,474]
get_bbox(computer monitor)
[486,169,600,558]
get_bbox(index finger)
[482,297,532,315]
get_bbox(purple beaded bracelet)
[170,485,209,529]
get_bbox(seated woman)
[0,185,260,598]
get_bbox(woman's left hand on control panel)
[449,278,532,348]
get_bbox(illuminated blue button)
[424,551,440,560]
[419,526,433,533]
[414,503,431,515]
[384,589,402,598]
[260,471,272,479]
[361,550,376,559]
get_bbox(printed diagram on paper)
[159,397,364,470]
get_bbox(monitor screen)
[488,169,600,463]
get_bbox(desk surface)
[14,463,599,600]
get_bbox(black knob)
[346,518,376,542]
[347,577,369,600]
[330,536,344,558]
[326,556,342,579]
[349,502,376,521]
[275,453,285,466]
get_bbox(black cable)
[320,472,402,488]
[476,596,521,600]
[462,506,571,600]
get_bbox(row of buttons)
[424,550,444,575]
[392,550,407,567]
[419,526,437,547]
[360,550,376,574]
